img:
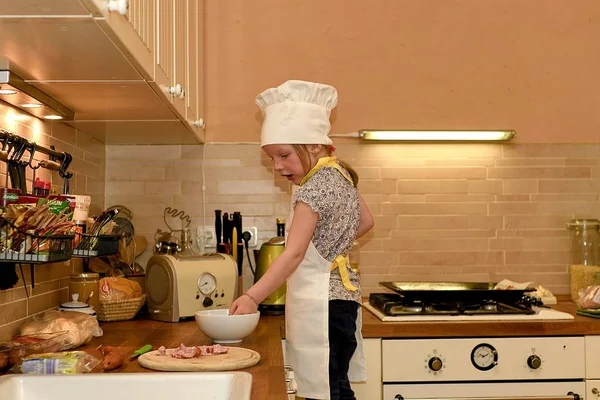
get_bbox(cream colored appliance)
[146,253,237,322]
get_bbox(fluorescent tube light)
[358,130,515,142]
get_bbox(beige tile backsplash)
[105,142,600,304]
[0,103,105,340]
[4,136,596,339]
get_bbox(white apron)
[286,158,366,400]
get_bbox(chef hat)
[255,80,338,147]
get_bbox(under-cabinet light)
[357,130,515,142]
[0,59,74,121]
[21,103,43,108]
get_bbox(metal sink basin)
[0,371,252,400]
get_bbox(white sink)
[0,371,252,400]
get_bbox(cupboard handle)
[167,84,183,97]
[107,0,127,15]
[192,119,205,129]
[592,388,599,396]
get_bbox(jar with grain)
[567,219,600,301]
[69,273,99,313]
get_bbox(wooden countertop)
[80,315,288,400]
[361,300,600,338]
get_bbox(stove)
[363,282,574,321]
[369,292,537,316]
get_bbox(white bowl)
[194,309,260,344]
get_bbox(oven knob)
[428,357,443,371]
[527,355,542,369]
[202,297,213,307]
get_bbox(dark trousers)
[307,300,360,400]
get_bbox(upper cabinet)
[0,0,204,144]
[88,0,155,82]
[85,0,205,142]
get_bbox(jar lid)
[567,219,600,229]
[70,273,99,281]
[61,294,92,309]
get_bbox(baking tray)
[380,281,535,304]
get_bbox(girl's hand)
[229,294,258,315]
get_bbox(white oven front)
[385,381,585,400]
[381,337,586,400]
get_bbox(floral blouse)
[293,165,362,304]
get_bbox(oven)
[380,336,585,400]
[363,282,583,400]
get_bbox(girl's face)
[263,144,309,185]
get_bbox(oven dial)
[527,355,542,369]
[428,357,443,372]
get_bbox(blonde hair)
[292,144,359,187]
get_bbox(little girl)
[230,80,374,400]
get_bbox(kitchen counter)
[361,300,600,338]
[80,315,288,400]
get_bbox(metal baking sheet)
[380,281,535,303]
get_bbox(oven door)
[384,381,585,400]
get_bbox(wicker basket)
[97,295,146,322]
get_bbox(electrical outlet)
[197,226,259,248]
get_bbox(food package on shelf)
[99,277,142,301]
[19,310,103,351]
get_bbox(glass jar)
[69,273,99,312]
[349,240,361,277]
[567,219,600,301]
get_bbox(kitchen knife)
[222,212,230,254]
[215,210,225,253]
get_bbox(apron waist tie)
[330,254,358,292]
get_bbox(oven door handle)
[394,394,581,400]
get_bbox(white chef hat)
[255,80,338,147]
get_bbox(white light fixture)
[0,59,74,121]
[44,115,63,120]
[357,130,515,142]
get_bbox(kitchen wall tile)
[494,158,565,167]
[426,194,495,203]
[487,166,591,179]
[103,142,600,300]
[502,179,538,194]
[538,179,600,193]
[107,166,166,181]
[0,300,27,326]
[467,180,503,194]
[503,144,600,159]
[397,180,467,194]
[382,166,486,179]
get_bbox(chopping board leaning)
[138,347,260,372]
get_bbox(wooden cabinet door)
[155,0,175,92]
[186,0,205,139]
[171,0,187,117]
[86,0,155,80]
[352,338,382,400]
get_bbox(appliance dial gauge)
[428,357,443,372]
[198,273,216,295]
[527,355,542,369]
[471,343,498,371]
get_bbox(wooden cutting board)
[138,347,260,372]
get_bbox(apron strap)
[330,254,358,292]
